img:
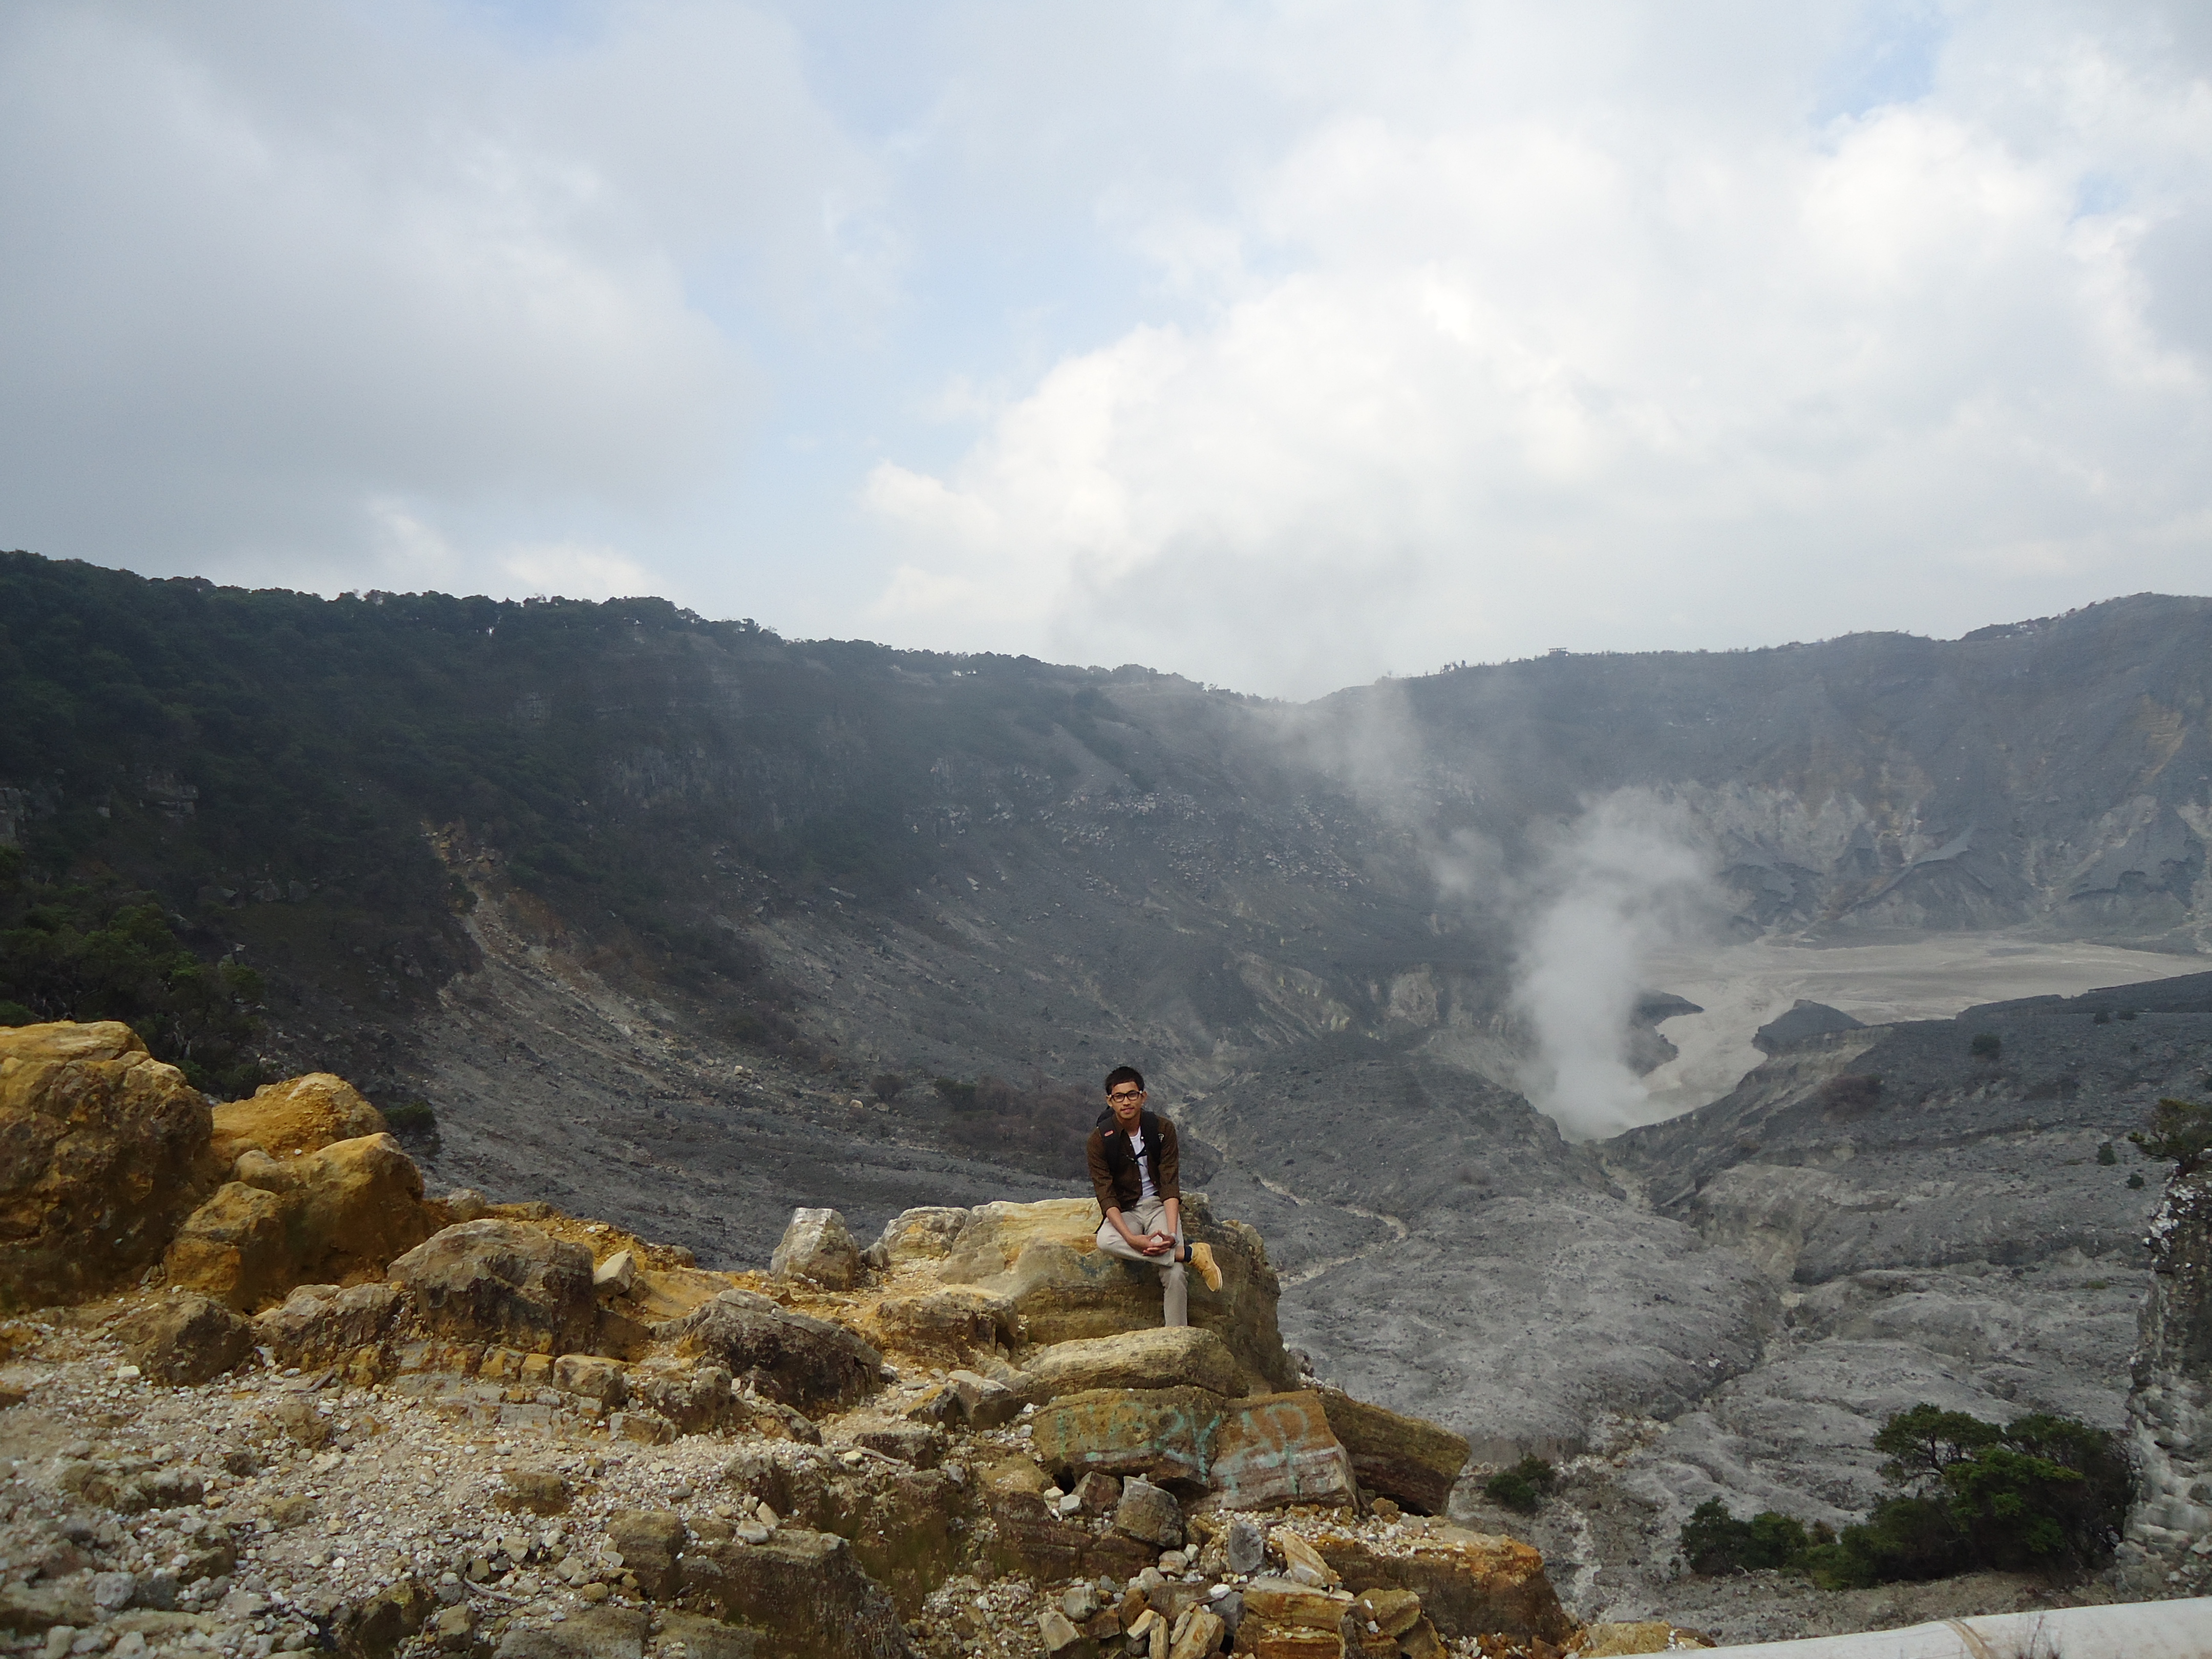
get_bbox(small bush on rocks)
[1796,1405,2129,1588]
[2129,1096,2212,1177]
[1679,1501,1826,1575]
[1483,1455,1557,1513]
[1970,1032,2002,1060]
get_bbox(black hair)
[1103,1065,1146,1094]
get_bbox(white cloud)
[864,1,2212,695]
[3,2,2207,686]
[0,1,881,596]
[497,540,652,601]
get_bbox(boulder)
[1036,1608,1084,1657]
[660,1290,883,1411]
[254,1282,410,1370]
[168,1134,435,1310]
[1243,1579,1354,1631]
[112,1293,254,1384]
[1070,1470,1121,1515]
[593,1249,636,1295]
[551,1353,626,1405]
[493,1607,648,1659]
[0,1020,220,1309]
[163,1183,297,1309]
[333,1576,435,1659]
[932,1197,1298,1391]
[443,1188,492,1222]
[945,1368,1020,1428]
[1207,1392,1357,1511]
[1169,1608,1225,1659]
[606,1508,686,1599]
[1113,1477,1184,1548]
[387,1220,597,1354]
[866,1207,967,1267]
[210,1074,385,1164]
[1350,1588,1421,1639]
[1308,1526,1573,1645]
[1031,1387,1356,1509]
[1031,1387,1229,1488]
[654,1611,760,1659]
[676,1526,916,1659]
[251,1133,434,1275]
[770,1208,863,1290]
[1024,1327,1247,1399]
[853,1285,1016,1366]
[1226,1518,1266,1574]
[0,1581,95,1633]
[1313,1389,1469,1515]
[495,1470,571,1517]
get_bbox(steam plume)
[1512,791,1715,1140]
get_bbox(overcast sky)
[3,2,2207,698]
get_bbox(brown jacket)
[1086,1109,1180,1218]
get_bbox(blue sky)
[3,2,2208,697]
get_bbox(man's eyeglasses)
[1108,1088,1145,1102]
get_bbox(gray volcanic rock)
[2119,1168,2212,1590]
[1752,1000,1863,1054]
[1188,1041,1774,1460]
[1589,971,2212,1536]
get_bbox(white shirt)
[1127,1125,1159,1203]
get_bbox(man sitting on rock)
[1087,1066,1223,1324]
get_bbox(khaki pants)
[1095,1197,1187,1327]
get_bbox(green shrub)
[1800,1405,2130,1588]
[2129,1097,2212,1177]
[1483,1455,1557,1513]
[1679,1500,1820,1575]
[2095,1141,2117,1165]
[1970,1032,2002,1059]
[0,999,32,1026]
[384,1097,438,1138]
[2128,1172,2146,1189]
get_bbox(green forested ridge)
[0,549,1179,1077]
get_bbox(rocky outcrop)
[388,1220,599,1354]
[1313,1389,1469,1516]
[210,1073,387,1163]
[166,1133,436,1309]
[886,1196,1298,1391]
[1309,1526,1576,1646]
[0,1020,1571,1659]
[1031,1387,1358,1509]
[0,1020,220,1309]
[2119,1168,2212,1589]
[660,1290,884,1411]
[1024,1327,1248,1399]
